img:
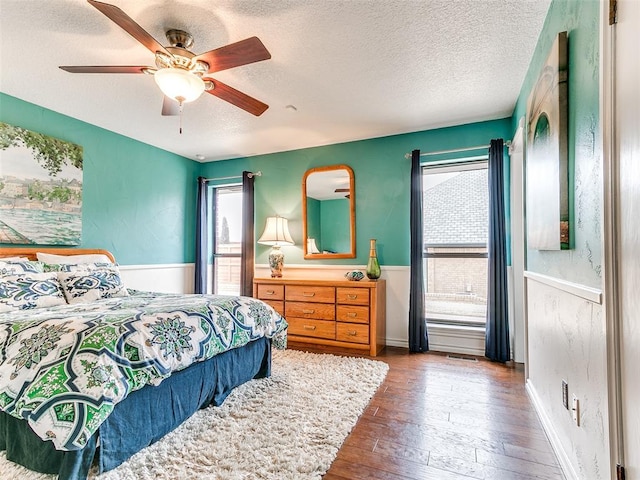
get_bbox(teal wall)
[512,0,601,288]
[0,93,198,265]
[1,97,513,269]
[320,198,350,253]
[306,197,321,247]
[200,117,512,267]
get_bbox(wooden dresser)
[253,278,386,356]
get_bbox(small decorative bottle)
[366,239,381,280]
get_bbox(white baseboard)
[385,338,409,349]
[526,380,578,480]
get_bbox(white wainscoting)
[525,272,608,480]
[120,262,486,355]
[119,263,195,294]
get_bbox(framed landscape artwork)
[0,122,83,245]
[525,31,569,250]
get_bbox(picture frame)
[525,31,569,250]
[0,122,83,245]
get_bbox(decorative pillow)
[36,252,112,265]
[0,260,45,276]
[44,262,115,273]
[1,256,29,261]
[57,266,129,304]
[0,272,66,312]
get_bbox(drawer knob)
[303,325,317,331]
[303,309,315,314]
[303,292,316,297]
[347,294,358,300]
[347,330,357,336]
[347,312,358,318]
[265,290,276,295]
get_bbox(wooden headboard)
[0,247,116,263]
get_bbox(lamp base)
[268,246,284,278]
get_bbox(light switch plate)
[572,395,579,426]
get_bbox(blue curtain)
[240,171,255,296]
[194,176,208,294]
[485,139,510,362]
[409,149,429,352]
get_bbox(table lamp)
[258,216,294,277]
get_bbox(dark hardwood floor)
[290,344,565,480]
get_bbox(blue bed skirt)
[0,337,272,480]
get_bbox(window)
[211,184,242,295]
[422,160,488,328]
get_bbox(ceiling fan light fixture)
[155,51,174,69]
[154,67,205,103]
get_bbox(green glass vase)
[366,239,381,280]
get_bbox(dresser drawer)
[256,284,284,301]
[286,301,335,320]
[336,287,369,306]
[288,317,336,340]
[336,305,369,324]
[336,323,369,344]
[286,285,335,303]
[262,300,284,316]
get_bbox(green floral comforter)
[0,291,287,451]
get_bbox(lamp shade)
[154,67,205,103]
[258,216,294,246]
[307,238,320,254]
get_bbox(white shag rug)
[0,349,389,480]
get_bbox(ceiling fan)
[60,0,271,119]
[335,188,350,199]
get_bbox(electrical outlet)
[572,395,580,426]
[562,380,569,409]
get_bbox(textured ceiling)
[0,0,551,162]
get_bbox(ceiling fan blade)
[87,0,170,56]
[194,37,271,73]
[161,96,180,116]
[205,79,269,116]
[59,65,150,74]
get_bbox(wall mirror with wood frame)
[302,165,356,259]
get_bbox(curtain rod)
[403,142,511,159]
[204,171,262,182]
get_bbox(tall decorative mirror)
[302,164,356,259]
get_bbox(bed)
[0,247,287,480]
